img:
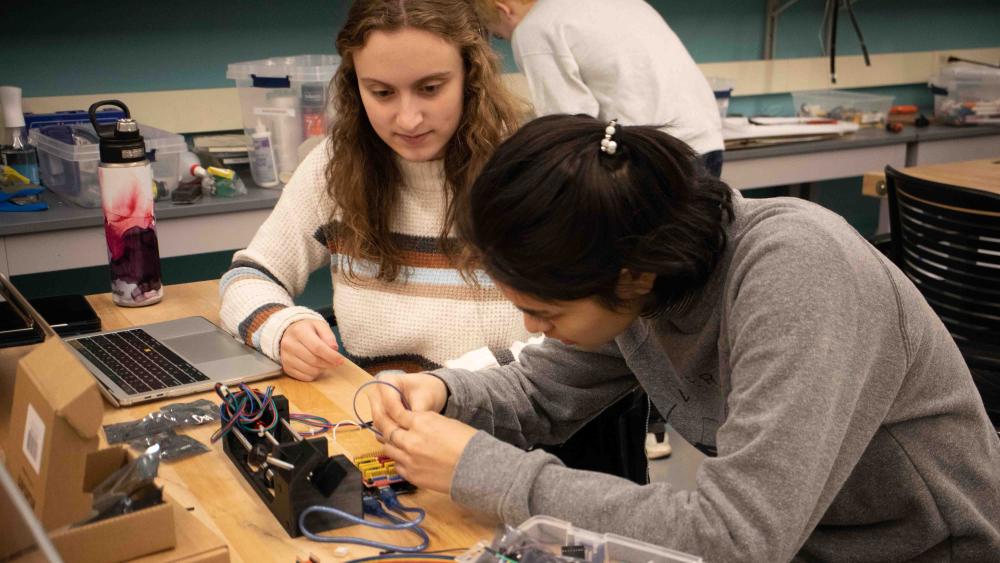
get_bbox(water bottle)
[88,100,163,307]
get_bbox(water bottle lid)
[116,119,139,133]
[88,100,147,164]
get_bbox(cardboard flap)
[49,500,175,563]
[83,447,130,492]
[19,339,104,439]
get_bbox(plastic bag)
[128,429,210,462]
[79,445,163,525]
[104,398,218,444]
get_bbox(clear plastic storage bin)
[27,123,186,208]
[930,62,1000,125]
[792,89,894,126]
[226,54,341,185]
[514,515,702,563]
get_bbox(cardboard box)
[4,338,104,529]
[2,445,228,563]
[47,447,176,563]
[131,502,230,563]
[3,337,225,562]
[0,343,36,450]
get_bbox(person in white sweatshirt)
[472,0,724,177]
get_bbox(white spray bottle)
[250,120,279,188]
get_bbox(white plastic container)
[930,62,1000,125]
[707,77,734,120]
[28,123,186,208]
[515,515,702,563]
[792,89,894,126]
[226,54,341,185]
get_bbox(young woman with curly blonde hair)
[220,0,533,380]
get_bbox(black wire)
[829,0,839,84]
[947,56,1000,69]
[844,0,870,66]
[382,548,470,555]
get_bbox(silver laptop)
[0,274,281,407]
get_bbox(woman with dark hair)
[219,0,535,379]
[367,114,1000,561]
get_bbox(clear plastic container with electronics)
[226,54,341,186]
[27,121,186,208]
[930,61,1000,125]
[793,89,895,127]
[458,515,703,563]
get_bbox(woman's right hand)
[367,372,449,432]
[279,319,345,381]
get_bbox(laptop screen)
[0,460,64,563]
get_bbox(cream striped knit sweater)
[219,141,533,374]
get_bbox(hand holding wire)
[364,372,449,438]
[379,411,477,495]
[354,374,471,494]
[354,379,412,439]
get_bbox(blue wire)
[387,504,426,525]
[298,501,430,552]
[353,380,411,438]
[378,506,425,531]
[380,488,426,525]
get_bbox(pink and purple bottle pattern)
[100,165,163,306]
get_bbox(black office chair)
[884,166,1000,427]
[540,388,649,485]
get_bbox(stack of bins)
[226,54,342,186]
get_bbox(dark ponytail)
[459,113,734,316]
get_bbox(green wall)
[6,1,997,97]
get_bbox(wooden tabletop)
[862,157,1000,198]
[85,280,495,562]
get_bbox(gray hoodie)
[433,193,1000,562]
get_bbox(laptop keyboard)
[69,329,209,396]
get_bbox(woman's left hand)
[379,410,477,494]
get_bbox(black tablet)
[29,294,102,337]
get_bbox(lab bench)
[722,124,1000,190]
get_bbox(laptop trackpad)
[162,331,250,365]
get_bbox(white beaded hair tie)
[600,119,619,155]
